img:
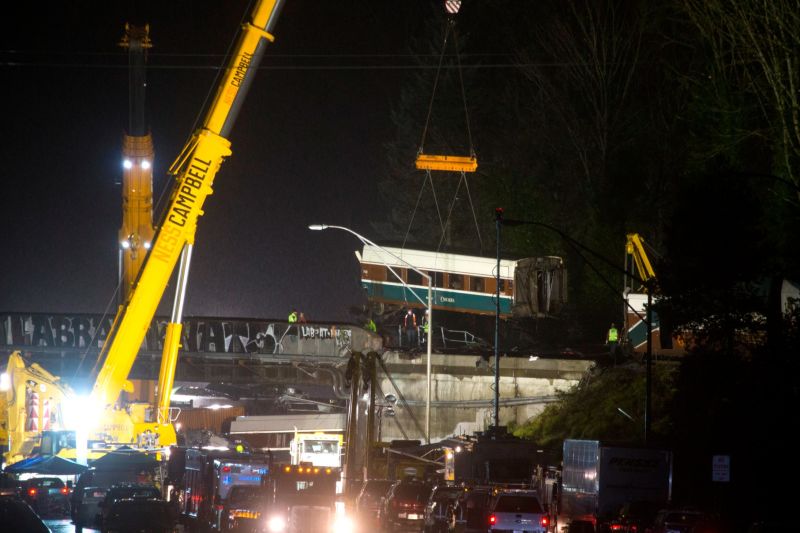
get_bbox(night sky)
[1,1,428,322]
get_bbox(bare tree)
[683,0,800,190]
[516,0,644,218]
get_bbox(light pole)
[309,224,434,444]
[493,209,502,429]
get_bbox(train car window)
[362,263,387,281]
[433,271,444,288]
[407,269,423,285]
[500,279,514,294]
[469,276,485,292]
[449,274,464,290]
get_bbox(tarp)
[3,456,43,472]
[4,455,88,475]
[89,446,158,472]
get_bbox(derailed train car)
[357,244,567,319]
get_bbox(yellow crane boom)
[118,23,155,303]
[625,232,656,288]
[90,0,286,443]
[3,1,287,465]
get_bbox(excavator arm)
[2,352,74,464]
[625,232,656,290]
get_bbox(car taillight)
[489,514,497,525]
[610,523,623,531]
[60,487,69,495]
[28,488,37,497]
[541,515,550,527]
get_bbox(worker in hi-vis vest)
[606,322,619,356]
[288,309,298,323]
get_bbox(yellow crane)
[118,23,155,303]
[3,0,287,465]
[623,233,672,354]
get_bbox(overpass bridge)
[1,312,593,442]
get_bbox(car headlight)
[267,515,287,532]
[332,515,355,533]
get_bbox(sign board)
[712,455,730,482]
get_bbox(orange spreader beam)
[415,153,477,172]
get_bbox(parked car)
[100,497,178,533]
[380,479,433,532]
[487,490,549,533]
[20,476,70,517]
[0,496,51,532]
[611,500,662,533]
[650,508,714,533]
[98,483,163,528]
[355,479,394,530]
[73,486,109,533]
[566,519,596,533]
[70,467,140,525]
[221,485,271,532]
[423,485,462,533]
[0,473,22,500]
[448,486,494,533]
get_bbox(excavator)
[623,233,658,353]
[623,233,685,355]
[2,0,287,465]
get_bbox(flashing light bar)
[278,465,337,475]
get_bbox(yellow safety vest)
[608,328,618,342]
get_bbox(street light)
[493,209,503,430]
[308,224,434,444]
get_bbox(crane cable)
[418,15,474,155]
[436,167,483,253]
[404,10,482,252]
[153,0,253,224]
[402,170,446,251]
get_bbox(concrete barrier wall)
[376,351,593,442]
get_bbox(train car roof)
[362,241,529,260]
[359,244,518,278]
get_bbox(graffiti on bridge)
[0,313,353,357]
